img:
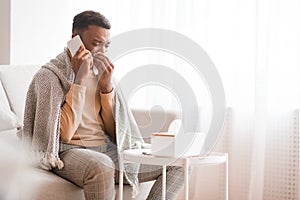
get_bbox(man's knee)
[167,166,185,178]
[167,166,183,173]
[84,153,115,183]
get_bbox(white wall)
[9,0,120,65]
[10,0,72,65]
[0,0,11,64]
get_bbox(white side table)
[118,149,228,200]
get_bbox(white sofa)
[0,65,178,200]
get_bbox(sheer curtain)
[10,0,300,199]
[99,0,300,199]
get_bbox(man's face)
[78,25,110,53]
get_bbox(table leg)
[162,165,166,200]
[119,153,124,200]
[184,158,189,200]
[225,153,228,200]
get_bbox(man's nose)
[92,45,106,54]
[99,46,106,53]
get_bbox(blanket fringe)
[30,151,64,170]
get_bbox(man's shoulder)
[31,49,72,91]
[32,67,60,86]
[34,67,56,78]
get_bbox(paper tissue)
[151,120,205,157]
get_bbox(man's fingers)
[93,57,106,68]
[81,52,89,60]
[73,44,90,61]
[93,54,110,67]
[102,63,113,76]
[110,62,115,69]
[105,62,113,72]
[93,52,114,65]
[78,50,89,61]
[74,45,84,57]
[94,59,114,78]
[94,57,111,73]
[93,55,114,74]
[92,52,114,78]
[93,58,106,74]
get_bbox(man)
[21,10,184,200]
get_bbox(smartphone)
[67,35,98,75]
[67,35,83,57]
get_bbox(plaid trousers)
[52,141,184,200]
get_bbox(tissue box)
[151,132,205,157]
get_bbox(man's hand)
[71,45,93,85]
[92,51,114,93]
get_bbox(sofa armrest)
[131,108,180,143]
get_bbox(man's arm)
[60,43,91,142]
[60,84,86,142]
[100,90,116,142]
[93,50,116,142]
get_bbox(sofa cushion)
[0,129,83,200]
[0,129,23,198]
[0,101,22,131]
[0,79,10,108]
[5,167,152,200]
[5,167,85,200]
[0,80,21,131]
[132,109,179,143]
[0,65,41,122]
[0,129,153,200]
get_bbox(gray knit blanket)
[18,49,144,197]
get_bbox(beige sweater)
[60,68,115,146]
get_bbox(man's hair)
[72,10,111,34]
